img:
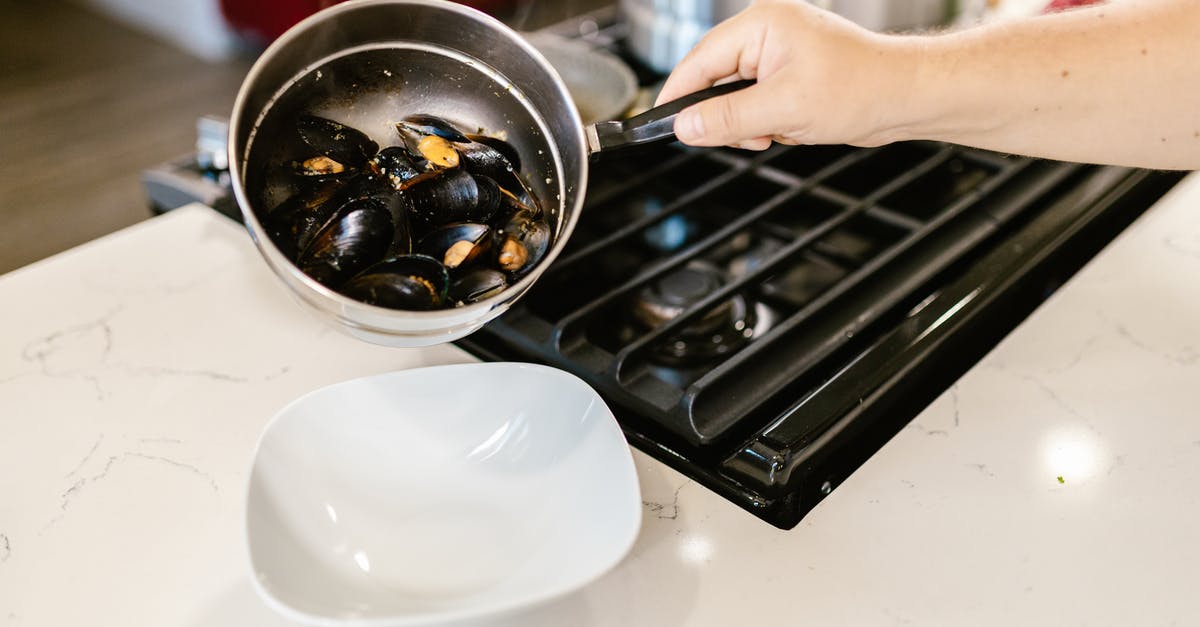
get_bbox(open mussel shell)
[417,135,461,169]
[294,155,356,182]
[465,134,520,172]
[340,254,450,310]
[396,114,469,143]
[297,115,379,169]
[405,169,502,229]
[370,146,427,188]
[297,196,398,287]
[265,180,343,260]
[281,174,400,259]
[499,207,551,276]
[456,139,519,187]
[415,222,493,271]
[448,268,508,305]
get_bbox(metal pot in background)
[621,0,956,74]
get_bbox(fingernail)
[675,110,704,142]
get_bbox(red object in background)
[220,0,514,46]
[1043,0,1104,13]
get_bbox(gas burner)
[631,261,756,366]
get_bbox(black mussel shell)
[492,181,539,224]
[500,207,550,276]
[455,140,516,185]
[265,180,343,260]
[415,222,493,271]
[380,191,415,258]
[396,114,469,143]
[297,115,378,168]
[464,175,504,224]
[448,268,507,304]
[297,197,396,287]
[370,146,426,188]
[405,169,502,229]
[290,174,393,255]
[465,134,520,172]
[340,254,450,310]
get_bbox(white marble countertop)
[3,170,1200,626]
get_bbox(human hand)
[655,0,921,150]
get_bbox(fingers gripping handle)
[586,79,756,155]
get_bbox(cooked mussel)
[396,114,470,143]
[396,116,467,169]
[370,146,426,188]
[415,222,493,271]
[496,235,527,272]
[284,174,401,257]
[259,107,553,312]
[448,268,508,304]
[448,265,508,302]
[265,180,343,260]
[465,134,520,172]
[455,139,518,185]
[297,191,411,283]
[296,196,398,287]
[405,169,502,229]
[498,207,550,275]
[416,135,460,169]
[340,254,450,310]
[297,115,379,169]
[296,155,349,179]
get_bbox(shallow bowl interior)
[245,362,641,625]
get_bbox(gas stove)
[456,133,1181,527]
[151,7,1184,529]
[443,9,1183,529]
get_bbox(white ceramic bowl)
[245,363,642,625]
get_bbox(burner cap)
[632,262,732,332]
[630,262,755,365]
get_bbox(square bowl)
[245,362,641,625]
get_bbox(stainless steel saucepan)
[228,0,750,347]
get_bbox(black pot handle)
[586,79,756,155]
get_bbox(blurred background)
[0,0,1072,276]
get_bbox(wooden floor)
[0,1,253,275]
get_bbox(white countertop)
[3,171,1200,626]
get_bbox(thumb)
[673,84,782,147]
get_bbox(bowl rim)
[242,362,642,626]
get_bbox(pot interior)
[244,43,564,239]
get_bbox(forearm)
[898,0,1200,169]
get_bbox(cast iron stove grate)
[458,133,1182,528]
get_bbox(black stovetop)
[452,8,1184,528]
[456,138,1182,528]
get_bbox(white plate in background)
[523,32,638,124]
